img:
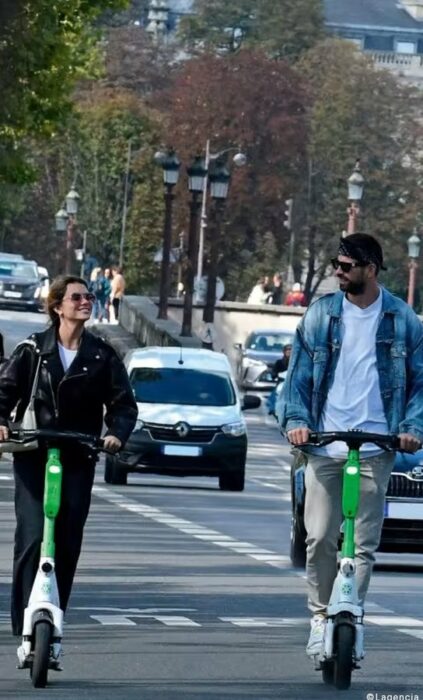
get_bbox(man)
[270,272,284,305]
[278,233,423,659]
[110,266,125,322]
[272,343,292,380]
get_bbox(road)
[0,310,423,699]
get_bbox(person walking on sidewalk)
[110,266,125,322]
[278,233,423,659]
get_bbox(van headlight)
[135,419,144,431]
[221,421,246,437]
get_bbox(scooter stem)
[41,448,62,559]
[341,448,360,559]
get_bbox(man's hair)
[339,233,387,272]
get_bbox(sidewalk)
[88,321,139,359]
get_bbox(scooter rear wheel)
[31,620,52,688]
[334,622,354,690]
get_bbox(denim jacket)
[278,287,423,441]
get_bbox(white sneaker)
[49,642,63,671]
[16,644,31,669]
[306,615,326,657]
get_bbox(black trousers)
[112,297,120,320]
[11,449,95,636]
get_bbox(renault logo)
[411,466,423,480]
[175,422,190,438]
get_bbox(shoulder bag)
[0,353,42,453]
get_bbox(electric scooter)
[306,430,399,691]
[9,428,105,688]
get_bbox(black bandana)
[339,234,387,271]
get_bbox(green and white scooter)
[11,428,104,688]
[307,430,399,691]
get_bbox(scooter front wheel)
[321,659,334,685]
[334,622,354,690]
[31,620,52,688]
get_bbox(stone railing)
[369,51,423,80]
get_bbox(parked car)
[104,347,261,489]
[234,329,295,390]
[0,258,46,311]
[289,447,423,568]
[37,265,50,303]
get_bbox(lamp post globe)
[187,156,207,193]
[209,161,230,200]
[65,187,80,216]
[347,160,364,202]
[408,233,421,259]
[161,150,181,187]
[55,207,68,232]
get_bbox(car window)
[130,367,236,406]
[0,261,38,279]
[246,332,294,352]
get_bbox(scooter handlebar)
[307,431,402,451]
[6,428,106,452]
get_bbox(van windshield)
[130,367,236,406]
[0,261,38,280]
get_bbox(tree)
[292,39,423,302]
[0,0,129,185]
[158,49,309,299]
[179,0,325,60]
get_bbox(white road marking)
[0,475,12,480]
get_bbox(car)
[0,258,45,311]
[289,447,423,568]
[104,346,261,489]
[37,265,50,303]
[234,329,295,390]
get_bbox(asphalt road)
[1,311,423,699]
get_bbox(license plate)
[4,291,22,298]
[385,501,423,519]
[163,445,202,457]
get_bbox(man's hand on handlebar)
[103,435,122,453]
[287,427,311,445]
[398,432,421,453]
[0,425,9,441]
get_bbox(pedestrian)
[247,277,267,305]
[278,233,423,660]
[269,272,284,305]
[89,267,109,323]
[0,274,137,668]
[110,266,125,322]
[284,282,306,307]
[271,343,292,380]
[103,267,112,322]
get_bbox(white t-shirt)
[314,290,388,458]
[58,343,78,372]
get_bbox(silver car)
[234,329,295,390]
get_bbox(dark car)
[234,329,295,390]
[290,448,423,567]
[0,258,45,311]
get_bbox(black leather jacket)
[0,326,137,444]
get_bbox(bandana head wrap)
[338,233,387,271]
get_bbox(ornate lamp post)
[155,149,181,319]
[55,186,80,274]
[181,156,207,336]
[202,160,230,349]
[347,160,364,235]
[407,232,421,308]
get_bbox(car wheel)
[104,455,128,485]
[219,463,245,492]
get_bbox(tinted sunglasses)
[64,292,96,303]
[331,258,368,273]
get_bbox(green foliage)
[0,0,129,185]
[179,0,325,60]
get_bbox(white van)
[104,346,260,489]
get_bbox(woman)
[0,275,137,667]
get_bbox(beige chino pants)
[303,451,395,615]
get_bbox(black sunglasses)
[331,258,368,273]
[64,292,96,303]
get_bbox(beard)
[337,277,366,295]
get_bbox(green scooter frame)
[19,447,64,688]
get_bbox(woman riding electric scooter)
[0,274,137,670]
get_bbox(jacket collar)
[34,325,100,361]
[326,286,399,319]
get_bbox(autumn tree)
[179,0,326,60]
[292,39,423,302]
[158,49,309,299]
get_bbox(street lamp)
[407,232,421,308]
[155,149,181,320]
[346,159,364,235]
[181,156,207,336]
[196,141,246,299]
[202,160,230,349]
[55,186,80,274]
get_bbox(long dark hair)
[46,275,88,328]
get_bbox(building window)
[364,35,394,51]
[395,40,416,54]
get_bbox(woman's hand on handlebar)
[103,435,122,453]
[287,427,311,445]
[399,432,421,453]
[0,425,9,441]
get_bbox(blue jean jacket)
[278,287,423,441]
